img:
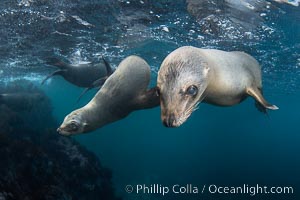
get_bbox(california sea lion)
[157,46,278,127]
[57,56,159,135]
[42,57,114,101]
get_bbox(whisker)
[177,101,201,126]
[193,102,200,112]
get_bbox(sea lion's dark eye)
[69,121,78,131]
[186,85,198,96]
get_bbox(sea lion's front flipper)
[41,70,66,85]
[76,56,113,102]
[246,87,279,111]
[76,88,90,103]
[76,77,108,103]
[255,101,268,114]
[134,87,160,110]
[102,57,114,76]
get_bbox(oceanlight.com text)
[125,184,294,197]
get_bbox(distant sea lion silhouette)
[157,46,278,127]
[42,57,113,101]
[57,56,159,135]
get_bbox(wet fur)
[58,56,159,135]
[157,46,278,127]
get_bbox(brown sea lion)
[157,46,278,127]
[57,56,159,135]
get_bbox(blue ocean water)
[0,0,299,200]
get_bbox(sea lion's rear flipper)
[41,70,66,85]
[102,57,114,76]
[45,57,70,69]
[246,87,279,112]
[76,77,108,103]
[135,87,160,110]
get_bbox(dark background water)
[0,0,299,200]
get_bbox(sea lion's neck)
[82,98,119,131]
[81,103,107,131]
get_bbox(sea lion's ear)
[203,66,210,76]
[83,122,90,130]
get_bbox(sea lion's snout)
[162,113,178,128]
[56,126,70,136]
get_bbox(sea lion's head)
[157,47,210,127]
[57,109,89,135]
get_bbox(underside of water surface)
[0,1,299,200]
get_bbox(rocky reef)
[0,81,120,200]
